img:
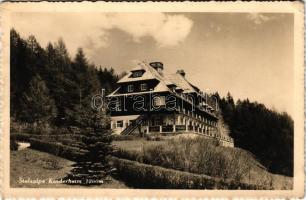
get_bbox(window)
[116,120,123,128]
[140,83,147,91]
[127,85,134,92]
[130,70,144,78]
[134,71,142,77]
[153,96,166,106]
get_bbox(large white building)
[107,61,234,147]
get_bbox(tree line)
[10,29,121,129]
[10,28,293,177]
[11,29,117,184]
[216,93,293,176]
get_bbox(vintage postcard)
[0,1,304,198]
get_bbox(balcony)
[144,124,233,145]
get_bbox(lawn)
[10,148,129,188]
[112,139,166,152]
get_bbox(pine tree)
[97,67,120,94]
[19,74,57,125]
[66,48,101,126]
[45,40,73,125]
[64,106,113,185]
[11,29,37,120]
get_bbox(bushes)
[11,121,53,135]
[144,138,257,182]
[144,134,164,141]
[10,135,19,151]
[10,120,78,136]
[112,135,139,141]
[108,156,266,189]
[112,148,142,161]
[61,138,76,146]
[12,132,86,160]
[11,133,32,142]
[113,137,273,186]
[112,134,164,141]
[29,138,85,161]
[11,132,84,143]
[112,134,166,142]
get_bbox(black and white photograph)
[1,1,304,197]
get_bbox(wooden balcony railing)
[146,124,233,144]
[162,125,173,132]
[175,125,186,132]
[149,126,160,132]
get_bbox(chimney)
[176,69,186,77]
[149,62,164,74]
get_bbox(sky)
[11,12,294,115]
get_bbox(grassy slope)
[10,148,129,188]
[112,139,166,152]
[113,139,293,190]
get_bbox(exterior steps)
[121,114,147,135]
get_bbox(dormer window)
[140,83,147,91]
[127,85,134,92]
[130,70,144,78]
[168,84,176,92]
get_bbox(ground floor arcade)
[110,113,234,147]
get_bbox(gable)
[118,62,161,83]
[113,61,171,94]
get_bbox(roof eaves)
[107,87,121,97]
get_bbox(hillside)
[112,136,292,189]
[218,93,293,176]
[10,28,293,178]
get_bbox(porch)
[111,113,234,145]
[141,113,215,134]
[145,124,215,135]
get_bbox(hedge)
[10,135,19,151]
[112,134,166,141]
[112,135,139,141]
[108,156,267,189]
[29,138,86,161]
[11,133,32,142]
[11,133,84,143]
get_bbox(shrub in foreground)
[29,138,85,161]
